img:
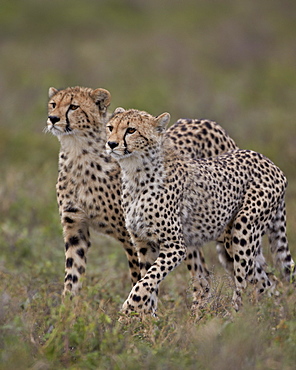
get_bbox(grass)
[1,0,296,368]
[1,261,296,369]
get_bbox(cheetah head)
[46,86,111,137]
[105,108,170,160]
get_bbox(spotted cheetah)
[46,86,240,298]
[46,86,291,304]
[106,108,294,315]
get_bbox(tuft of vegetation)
[1,0,295,368]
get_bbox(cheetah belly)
[180,201,237,246]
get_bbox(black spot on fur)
[76,248,85,258]
[66,258,74,268]
[69,236,80,246]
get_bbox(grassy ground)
[1,0,296,369]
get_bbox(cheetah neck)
[119,144,166,196]
[59,133,105,158]
[58,116,118,171]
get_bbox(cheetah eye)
[126,127,136,134]
[50,102,56,108]
[70,104,79,110]
[107,126,113,132]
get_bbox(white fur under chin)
[117,152,144,170]
[44,126,63,136]
[107,149,135,162]
[45,123,73,137]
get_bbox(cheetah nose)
[107,141,119,149]
[48,115,60,124]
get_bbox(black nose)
[108,141,119,149]
[48,115,60,124]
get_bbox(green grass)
[1,262,296,369]
[1,0,296,368]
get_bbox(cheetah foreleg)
[122,239,141,285]
[61,213,90,297]
[136,240,160,311]
[120,240,187,317]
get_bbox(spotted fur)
[47,86,293,304]
[106,108,294,316]
[47,87,140,295]
[46,86,239,298]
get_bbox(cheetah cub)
[106,108,294,316]
[46,87,141,296]
[46,86,237,299]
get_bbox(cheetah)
[46,86,139,296]
[106,108,295,315]
[46,86,291,304]
[46,86,240,299]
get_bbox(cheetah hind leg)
[216,242,234,276]
[216,222,234,273]
[231,211,279,310]
[268,199,296,283]
[185,246,210,315]
[217,226,278,299]
[253,244,280,298]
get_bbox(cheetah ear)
[91,88,111,113]
[49,87,58,98]
[155,113,170,133]
[113,107,126,115]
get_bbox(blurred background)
[1,0,295,298]
[0,1,296,367]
